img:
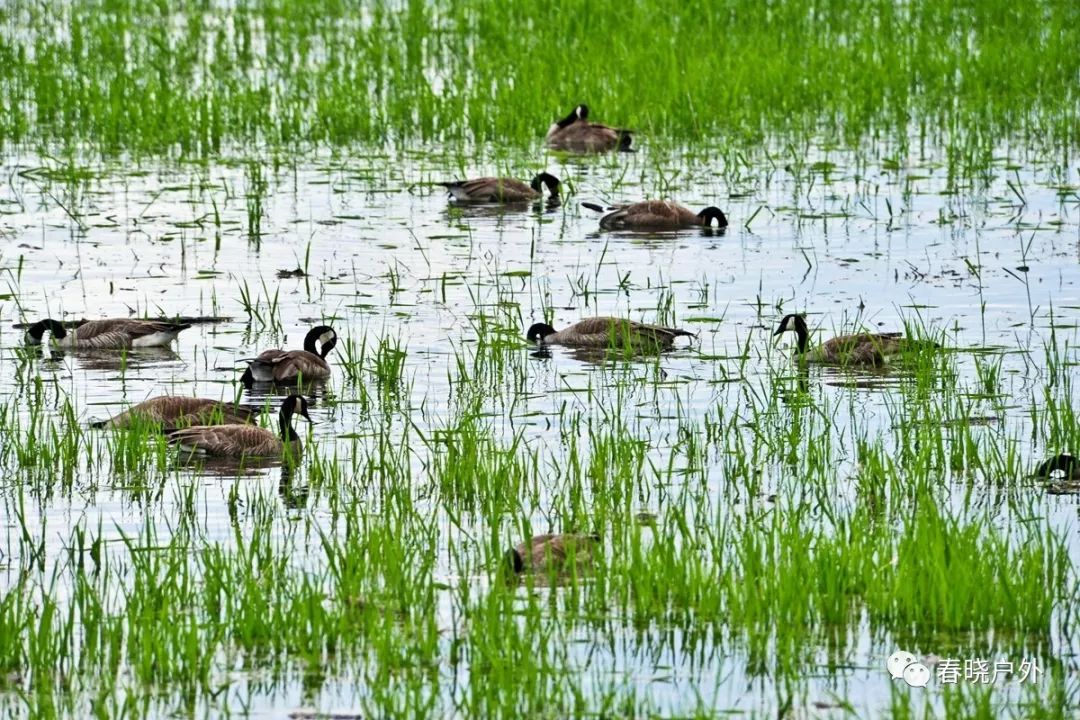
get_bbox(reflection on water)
[62,346,183,371]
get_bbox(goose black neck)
[532,173,560,197]
[794,322,809,354]
[27,319,67,342]
[279,409,300,442]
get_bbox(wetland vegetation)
[1,0,1079,718]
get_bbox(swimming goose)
[584,201,728,230]
[546,104,633,153]
[527,317,695,351]
[241,325,337,385]
[168,394,311,458]
[92,396,256,430]
[438,173,560,203]
[773,314,919,367]
[24,318,191,349]
[505,533,600,575]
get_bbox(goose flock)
[20,104,947,578]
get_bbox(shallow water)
[1,142,1079,717]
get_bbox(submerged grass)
[0,0,1077,156]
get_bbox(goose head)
[530,173,561,198]
[303,325,338,358]
[697,207,729,228]
[281,394,313,425]
[773,314,808,338]
[25,319,68,345]
[526,323,557,345]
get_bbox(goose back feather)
[439,173,559,203]
[507,533,600,575]
[94,396,255,430]
[594,201,728,230]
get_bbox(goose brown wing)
[516,534,597,573]
[555,317,690,348]
[823,332,905,365]
[602,201,693,229]
[73,319,186,348]
[555,317,624,345]
[549,121,620,151]
[455,177,535,201]
[253,348,290,363]
[71,320,140,348]
[265,350,331,381]
[626,201,680,218]
[825,332,903,351]
[630,320,696,344]
[566,317,624,335]
[169,424,282,456]
[109,397,254,428]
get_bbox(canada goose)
[438,173,560,203]
[168,394,311,458]
[91,396,256,430]
[584,201,728,230]
[528,317,694,351]
[545,104,633,153]
[24,318,191,349]
[505,533,600,575]
[773,314,924,367]
[240,325,337,385]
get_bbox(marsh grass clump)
[1,0,1077,156]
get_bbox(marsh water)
[1,142,1079,717]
